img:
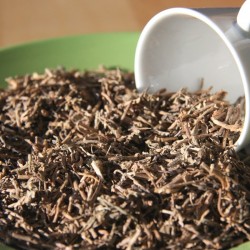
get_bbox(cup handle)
[237,0,250,32]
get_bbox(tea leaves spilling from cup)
[0,67,249,250]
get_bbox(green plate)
[0,33,250,250]
[0,32,138,86]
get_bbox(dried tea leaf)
[0,67,249,250]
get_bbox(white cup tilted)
[135,1,250,150]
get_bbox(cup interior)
[135,9,245,103]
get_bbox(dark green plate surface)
[0,32,249,250]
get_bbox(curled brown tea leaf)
[0,67,249,250]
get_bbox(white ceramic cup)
[135,1,250,151]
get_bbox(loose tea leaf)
[0,67,249,250]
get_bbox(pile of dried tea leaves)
[0,67,250,250]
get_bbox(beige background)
[0,0,244,48]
